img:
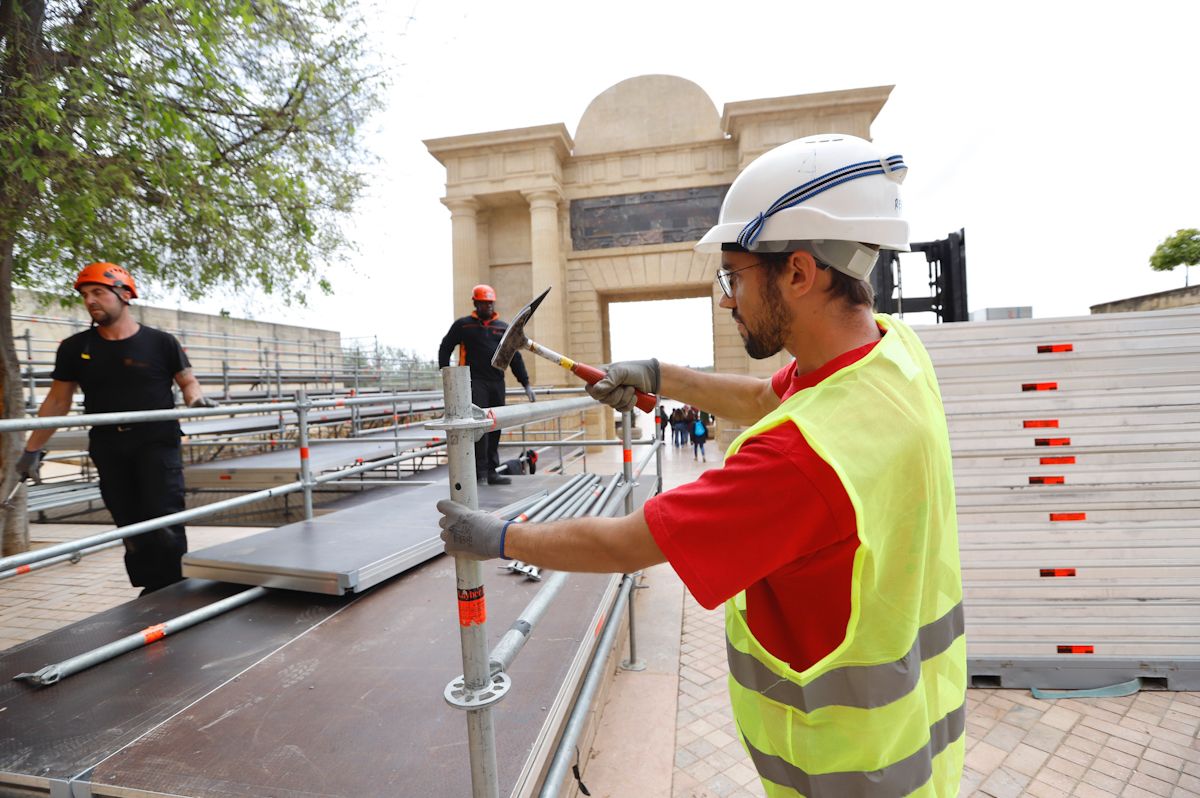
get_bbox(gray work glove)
[16,449,43,484]
[585,358,660,412]
[523,383,536,403]
[188,395,220,409]
[437,499,511,561]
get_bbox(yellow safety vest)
[724,314,966,798]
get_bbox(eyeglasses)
[715,261,765,299]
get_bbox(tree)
[1149,228,1200,288]
[0,0,382,554]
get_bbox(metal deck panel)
[0,580,346,785]
[89,552,620,797]
[182,476,573,594]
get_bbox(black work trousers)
[471,379,506,479]
[90,435,188,594]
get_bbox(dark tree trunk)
[0,236,29,555]
[0,0,48,554]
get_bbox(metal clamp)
[425,404,495,442]
[444,671,512,710]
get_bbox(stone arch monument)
[425,76,893,445]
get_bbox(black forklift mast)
[871,228,968,323]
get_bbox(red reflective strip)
[142,623,167,644]
[516,513,528,522]
[1029,476,1065,485]
[487,409,498,429]
[623,449,632,463]
[1040,568,1076,577]
[16,564,30,574]
[219,474,231,480]
[1037,344,1074,353]
[1057,644,1093,654]
[1035,437,1071,447]
[335,400,345,407]
[1040,456,1076,465]
[355,458,363,465]
[594,614,606,638]
[1050,512,1086,522]
[300,447,310,460]
[457,586,486,626]
[1022,382,1058,392]
[1023,419,1059,428]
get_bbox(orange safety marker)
[1040,455,1076,465]
[623,449,632,463]
[1050,512,1086,522]
[1037,344,1074,353]
[1056,644,1093,654]
[142,623,167,644]
[219,474,231,481]
[16,564,30,574]
[1034,437,1071,447]
[1029,476,1065,485]
[299,447,310,460]
[1023,419,1059,428]
[457,586,486,626]
[1022,382,1058,392]
[1040,568,1076,577]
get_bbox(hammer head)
[492,286,550,370]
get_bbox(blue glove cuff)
[499,519,514,559]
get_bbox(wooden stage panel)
[90,559,616,797]
[0,580,346,781]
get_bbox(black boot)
[486,472,511,485]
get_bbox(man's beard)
[736,277,790,360]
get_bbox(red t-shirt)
[644,338,880,672]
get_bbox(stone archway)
[425,75,893,446]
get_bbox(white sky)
[169,1,1200,365]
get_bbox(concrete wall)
[1091,284,1200,314]
[426,76,893,446]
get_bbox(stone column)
[524,189,566,386]
[444,197,480,318]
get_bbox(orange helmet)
[472,284,496,302]
[74,262,138,299]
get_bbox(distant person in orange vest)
[15,263,219,595]
[437,284,534,485]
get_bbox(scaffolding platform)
[0,475,653,797]
[182,475,570,594]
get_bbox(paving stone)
[977,765,1031,798]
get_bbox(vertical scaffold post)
[296,389,314,520]
[621,409,634,515]
[438,366,505,798]
[556,416,565,474]
[618,407,646,672]
[654,399,665,495]
[22,330,35,411]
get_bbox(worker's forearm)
[180,381,203,405]
[659,362,777,425]
[505,511,665,573]
[24,397,72,451]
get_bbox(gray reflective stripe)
[727,603,963,712]
[741,701,966,798]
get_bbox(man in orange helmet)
[438,284,534,485]
[15,263,219,595]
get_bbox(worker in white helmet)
[437,134,965,797]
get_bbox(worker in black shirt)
[14,263,219,595]
[437,284,535,485]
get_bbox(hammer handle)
[570,363,658,414]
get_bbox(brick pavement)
[672,596,1200,798]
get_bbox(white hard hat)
[696,134,909,279]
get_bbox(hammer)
[492,287,658,413]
